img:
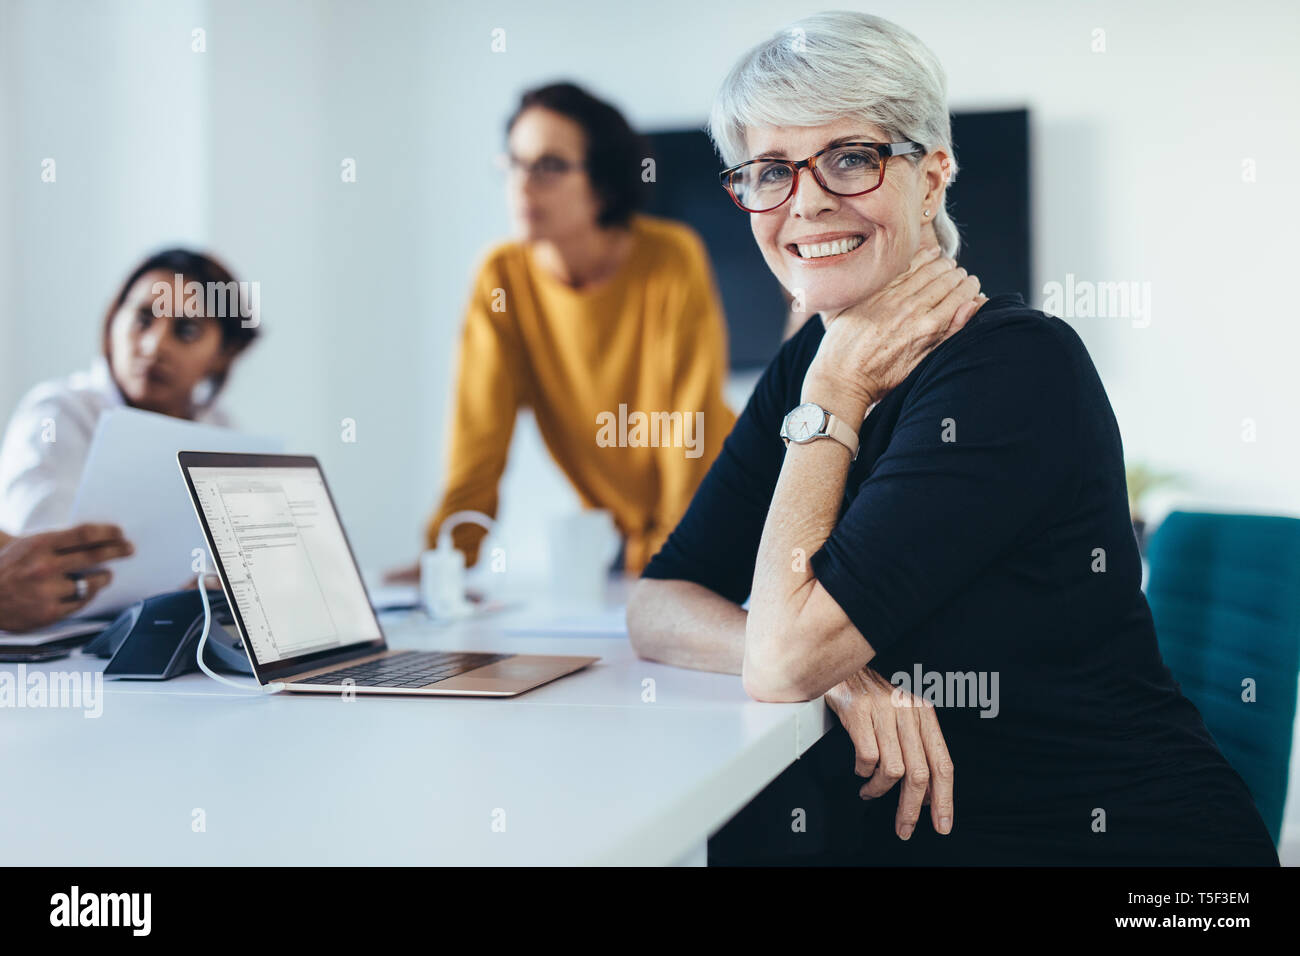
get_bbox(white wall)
[0,1,14,397]
[201,0,446,568]
[0,0,209,400]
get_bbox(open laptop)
[177,451,598,696]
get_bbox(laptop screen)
[185,462,382,667]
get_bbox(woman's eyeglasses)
[497,152,585,186]
[719,141,926,213]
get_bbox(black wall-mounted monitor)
[644,108,1031,370]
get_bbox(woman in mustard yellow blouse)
[401,83,735,575]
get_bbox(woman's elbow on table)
[741,617,822,702]
[625,577,662,660]
[743,591,875,702]
[742,662,816,703]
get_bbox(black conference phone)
[85,588,254,680]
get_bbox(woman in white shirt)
[0,248,259,535]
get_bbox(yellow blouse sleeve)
[425,256,527,565]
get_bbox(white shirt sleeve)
[0,386,101,535]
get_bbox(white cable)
[436,509,496,550]
[196,571,285,694]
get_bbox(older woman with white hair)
[627,11,1277,866]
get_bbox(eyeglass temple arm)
[881,141,926,157]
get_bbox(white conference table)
[0,590,833,866]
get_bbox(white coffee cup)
[420,545,468,619]
[547,510,620,606]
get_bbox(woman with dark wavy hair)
[0,247,258,535]
[391,81,734,580]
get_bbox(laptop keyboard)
[294,650,512,688]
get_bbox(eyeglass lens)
[727,145,885,211]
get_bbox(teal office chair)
[1145,511,1300,845]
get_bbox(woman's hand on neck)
[820,223,945,328]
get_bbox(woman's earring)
[923,209,931,218]
[191,376,217,410]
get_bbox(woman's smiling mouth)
[787,233,868,261]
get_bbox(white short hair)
[709,11,961,259]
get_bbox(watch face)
[785,403,825,443]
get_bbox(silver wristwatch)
[780,402,860,460]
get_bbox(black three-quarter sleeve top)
[642,293,1278,866]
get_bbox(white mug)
[547,510,620,606]
[420,545,468,619]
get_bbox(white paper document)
[67,407,282,617]
[0,619,106,646]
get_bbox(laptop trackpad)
[475,658,562,679]
[431,656,593,694]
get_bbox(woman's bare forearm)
[626,577,747,674]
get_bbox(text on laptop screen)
[188,465,380,664]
